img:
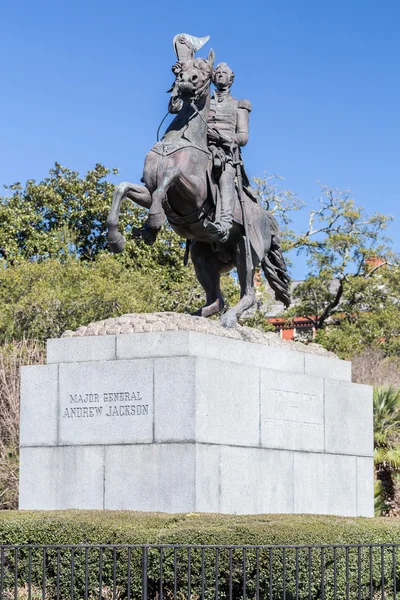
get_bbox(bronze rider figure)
[205,62,252,242]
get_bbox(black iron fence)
[0,543,398,600]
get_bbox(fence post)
[142,546,148,600]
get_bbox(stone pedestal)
[19,327,374,516]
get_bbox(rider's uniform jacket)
[208,90,252,150]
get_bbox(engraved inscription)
[69,393,100,403]
[64,406,103,418]
[58,361,153,445]
[264,389,322,431]
[62,390,148,419]
[261,380,324,451]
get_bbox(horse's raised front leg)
[220,237,256,328]
[145,159,207,237]
[142,166,182,245]
[146,167,180,228]
[106,182,151,253]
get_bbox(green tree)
[373,387,400,515]
[0,163,244,339]
[0,163,116,262]
[315,279,400,358]
[3,166,399,351]
[284,186,392,331]
[0,162,194,284]
[0,255,241,342]
[255,176,400,358]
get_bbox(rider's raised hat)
[173,33,210,62]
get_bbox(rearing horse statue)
[106,44,290,327]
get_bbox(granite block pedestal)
[19,322,374,516]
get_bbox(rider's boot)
[205,213,232,243]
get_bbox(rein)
[156,111,171,142]
[190,100,210,131]
[156,78,212,142]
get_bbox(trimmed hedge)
[0,511,399,599]
[1,511,399,545]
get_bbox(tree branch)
[366,261,389,278]
[316,277,344,329]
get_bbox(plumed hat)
[173,33,210,62]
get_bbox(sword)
[233,145,253,290]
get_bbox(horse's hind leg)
[106,182,151,253]
[220,237,256,328]
[190,242,225,317]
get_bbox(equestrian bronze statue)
[106,33,290,327]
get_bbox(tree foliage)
[373,387,400,515]
[0,255,246,343]
[283,186,392,331]
[0,257,186,341]
[0,163,115,262]
[256,175,400,359]
[2,165,399,355]
[0,163,247,341]
[0,163,194,282]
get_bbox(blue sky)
[1,0,399,278]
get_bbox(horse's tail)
[261,212,291,307]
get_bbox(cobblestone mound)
[62,312,337,358]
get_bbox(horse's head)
[172,49,215,105]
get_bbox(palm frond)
[373,386,400,446]
[382,448,400,468]
[374,480,389,516]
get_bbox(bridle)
[157,74,212,141]
[190,76,211,103]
